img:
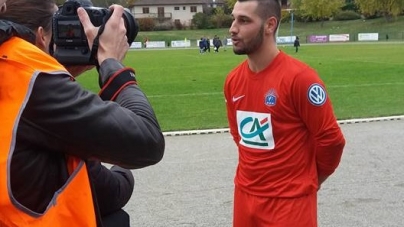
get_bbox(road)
[124,119,404,227]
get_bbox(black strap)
[90,10,114,69]
[99,68,137,101]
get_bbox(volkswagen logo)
[308,84,327,106]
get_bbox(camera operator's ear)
[35,27,47,52]
[0,2,6,14]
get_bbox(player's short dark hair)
[238,0,281,24]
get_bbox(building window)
[190,6,197,12]
[174,6,180,10]
[142,7,149,14]
[158,7,164,18]
[183,6,186,10]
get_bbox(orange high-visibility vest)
[0,37,97,227]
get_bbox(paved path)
[124,119,404,227]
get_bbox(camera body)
[52,0,138,65]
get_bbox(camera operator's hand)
[77,5,129,65]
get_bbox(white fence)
[129,33,387,49]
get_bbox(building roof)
[131,0,225,6]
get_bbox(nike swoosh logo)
[232,95,245,102]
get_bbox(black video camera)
[51,0,138,65]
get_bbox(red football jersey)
[224,51,345,197]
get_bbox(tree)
[226,0,288,9]
[192,12,213,29]
[355,0,404,21]
[214,7,234,28]
[291,0,344,26]
[342,0,359,12]
[55,0,65,5]
[91,0,116,7]
[225,0,236,9]
[55,0,131,7]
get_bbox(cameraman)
[0,0,165,227]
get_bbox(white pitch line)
[148,81,404,98]
[148,92,222,98]
[163,115,404,137]
[328,82,404,88]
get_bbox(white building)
[129,0,225,27]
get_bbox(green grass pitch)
[75,42,404,132]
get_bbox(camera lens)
[122,8,138,44]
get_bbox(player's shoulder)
[226,60,248,80]
[282,52,311,68]
[281,52,317,78]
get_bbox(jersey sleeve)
[291,68,345,176]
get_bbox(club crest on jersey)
[236,110,275,150]
[308,83,327,106]
[265,89,277,106]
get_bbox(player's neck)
[247,45,279,73]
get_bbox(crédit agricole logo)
[236,110,275,150]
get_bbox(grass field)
[134,16,404,45]
[76,42,404,132]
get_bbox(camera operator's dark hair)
[0,0,56,34]
[238,0,281,31]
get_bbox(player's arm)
[292,68,346,187]
[224,76,240,144]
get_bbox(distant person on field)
[294,36,300,53]
[213,35,222,52]
[222,36,228,51]
[206,37,211,53]
[144,36,149,48]
[199,37,206,53]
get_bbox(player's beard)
[233,23,264,55]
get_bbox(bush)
[154,21,174,31]
[362,13,382,20]
[192,12,213,29]
[174,20,185,30]
[211,14,233,28]
[342,2,359,12]
[291,13,314,23]
[137,18,155,31]
[280,10,291,23]
[333,10,361,21]
[221,15,233,28]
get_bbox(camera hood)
[65,0,93,7]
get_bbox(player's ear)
[265,16,278,35]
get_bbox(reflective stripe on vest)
[0,37,96,227]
